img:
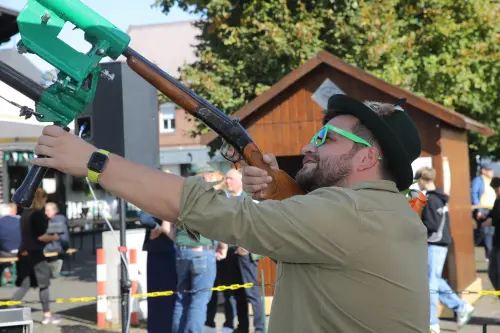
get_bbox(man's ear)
[356,147,379,172]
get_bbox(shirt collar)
[346,180,400,193]
[225,190,243,197]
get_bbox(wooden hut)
[201,51,494,313]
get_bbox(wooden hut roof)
[201,51,493,145]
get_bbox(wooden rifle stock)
[123,47,305,200]
[241,142,305,199]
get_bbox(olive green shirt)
[176,177,430,333]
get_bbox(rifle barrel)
[123,47,253,153]
[0,60,44,102]
[123,47,219,115]
[122,47,306,200]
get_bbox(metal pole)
[260,269,267,333]
[119,198,130,333]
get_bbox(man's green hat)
[189,162,216,175]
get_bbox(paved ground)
[1,231,500,332]
[0,232,146,332]
[439,250,500,333]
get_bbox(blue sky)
[0,0,200,72]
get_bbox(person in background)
[0,203,21,258]
[206,169,265,333]
[205,169,237,333]
[43,202,71,278]
[139,209,177,333]
[416,167,474,333]
[172,164,226,333]
[471,162,496,260]
[480,177,500,296]
[0,203,21,284]
[11,189,61,325]
[227,169,265,333]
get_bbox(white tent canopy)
[0,119,45,139]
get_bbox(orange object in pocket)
[407,191,428,217]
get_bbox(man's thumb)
[262,154,279,169]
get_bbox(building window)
[159,103,176,133]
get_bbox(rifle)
[1,0,304,208]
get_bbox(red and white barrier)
[129,249,139,326]
[96,248,107,328]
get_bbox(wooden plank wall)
[437,125,476,290]
[257,258,277,296]
[245,77,325,157]
[244,64,447,159]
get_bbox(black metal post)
[92,213,96,255]
[119,198,131,333]
[0,60,44,102]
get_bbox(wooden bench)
[44,248,78,258]
[0,257,17,264]
[0,248,78,287]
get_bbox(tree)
[154,0,500,158]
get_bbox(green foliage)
[155,0,500,156]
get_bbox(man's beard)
[295,149,356,193]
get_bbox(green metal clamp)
[16,0,131,125]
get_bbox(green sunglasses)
[310,124,382,160]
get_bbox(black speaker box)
[75,61,159,169]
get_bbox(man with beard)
[30,94,429,332]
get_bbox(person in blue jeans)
[172,164,225,333]
[417,167,474,333]
[172,229,218,333]
[471,162,496,260]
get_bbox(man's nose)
[301,143,316,155]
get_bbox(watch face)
[88,152,108,172]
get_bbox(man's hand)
[236,247,249,256]
[241,154,279,199]
[216,242,228,261]
[149,226,162,240]
[38,233,60,243]
[216,251,227,261]
[483,218,493,227]
[31,125,97,176]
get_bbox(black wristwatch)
[87,149,110,183]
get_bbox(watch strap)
[87,149,110,183]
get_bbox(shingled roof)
[201,51,493,145]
